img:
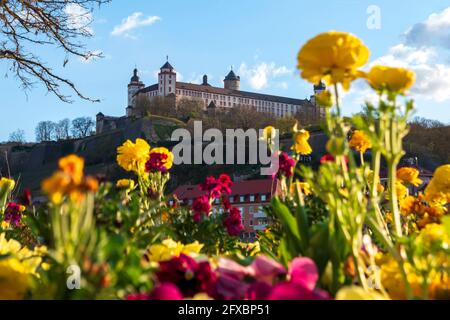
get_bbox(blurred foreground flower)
[297,31,370,90]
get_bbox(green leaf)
[271,197,300,242]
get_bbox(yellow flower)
[41,172,72,204]
[0,233,46,300]
[425,165,450,205]
[42,156,98,204]
[116,179,135,189]
[149,147,174,171]
[315,90,333,108]
[336,286,389,300]
[291,181,312,196]
[349,130,372,153]
[0,177,15,191]
[58,155,84,184]
[395,182,408,200]
[262,126,277,141]
[292,129,312,155]
[116,138,151,174]
[400,196,416,216]
[397,167,423,187]
[297,31,370,91]
[365,65,416,94]
[145,239,203,263]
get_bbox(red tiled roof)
[172,179,276,200]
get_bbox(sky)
[1,0,450,142]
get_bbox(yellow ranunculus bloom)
[366,65,416,94]
[116,179,135,189]
[262,126,277,141]
[58,155,84,184]
[291,129,312,155]
[425,165,450,205]
[397,167,423,187]
[315,90,333,108]
[336,286,389,300]
[349,130,372,154]
[0,177,15,191]
[297,31,370,91]
[116,138,151,174]
[0,233,46,300]
[149,147,174,171]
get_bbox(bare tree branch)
[0,0,110,103]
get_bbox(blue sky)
[1,0,450,141]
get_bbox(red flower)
[278,152,296,177]
[320,154,335,164]
[222,197,231,210]
[199,175,233,199]
[192,195,211,222]
[156,254,217,298]
[199,176,218,193]
[223,207,244,236]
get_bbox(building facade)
[171,179,276,241]
[126,60,326,119]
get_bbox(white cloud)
[404,7,450,49]
[238,62,292,90]
[64,4,93,34]
[111,13,161,38]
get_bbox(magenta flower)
[149,283,183,300]
[245,281,273,300]
[156,254,217,298]
[222,207,244,236]
[192,195,211,222]
[4,202,23,227]
[145,152,170,173]
[278,152,296,177]
[267,257,330,300]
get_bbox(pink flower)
[222,207,244,236]
[320,154,335,164]
[267,257,330,300]
[218,174,233,195]
[216,258,252,279]
[214,272,248,300]
[245,281,273,300]
[192,195,211,222]
[249,256,286,285]
[149,283,183,300]
[278,152,296,177]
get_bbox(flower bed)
[0,31,449,300]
